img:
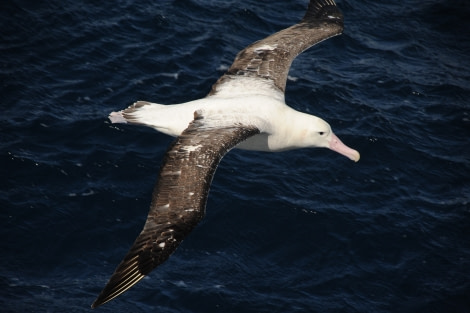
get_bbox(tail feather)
[109,111,127,124]
[108,101,154,125]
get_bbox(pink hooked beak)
[329,133,360,162]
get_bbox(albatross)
[92,0,359,308]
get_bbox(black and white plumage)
[92,0,359,308]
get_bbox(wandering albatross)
[92,0,359,308]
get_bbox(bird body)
[92,0,359,308]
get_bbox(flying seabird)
[92,0,359,308]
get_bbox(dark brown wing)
[209,0,343,96]
[91,112,260,308]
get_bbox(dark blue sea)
[1,0,469,312]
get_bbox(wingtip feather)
[303,0,343,24]
[91,255,146,308]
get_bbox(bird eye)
[319,132,325,136]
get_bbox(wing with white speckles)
[208,0,343,96]
[92,112,260,308]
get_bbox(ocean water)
[1,0,469,312]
